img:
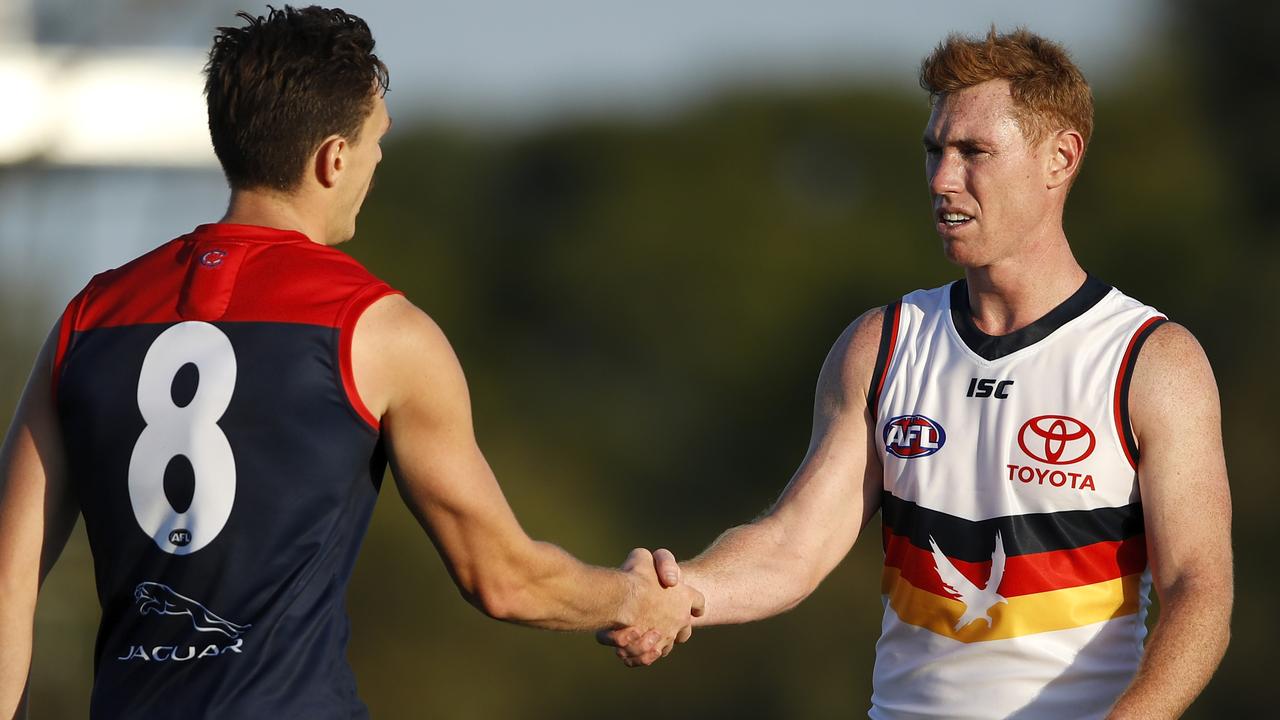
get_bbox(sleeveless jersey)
[52,223,400,719]
[867,276,1166,720]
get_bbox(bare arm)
[0,327,80,720]
[678,309,884,626]
[351,295,700,642]
[623,308,886,633]
[1106,323,1232,719]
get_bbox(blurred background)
[2,0,1274,717]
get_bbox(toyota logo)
[1017,415,1095,465]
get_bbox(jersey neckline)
[189,223,315,245]
[948,274,1112,361]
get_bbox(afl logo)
[199,250,227,268]
[1018,415,1096,465]
[884,415,946,459]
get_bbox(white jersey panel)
[878,282,1156,519]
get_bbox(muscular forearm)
[682,517,819,627]
[0,598,33,720]
[474,540,638,631]
[1107,577,1232,719]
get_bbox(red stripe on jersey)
[883,529,1147,599]
[1113,316,1166,471]
[337,285,402,431]
[874,302,902,409]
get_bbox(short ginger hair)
[920,28,1093,151]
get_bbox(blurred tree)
[1174,0,1280,226]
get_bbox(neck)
[962,230,1086,336]
[220,189,329,245]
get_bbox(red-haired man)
[606,28,1231,720]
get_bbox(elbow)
[784,574,821,613]
[467,582,520,622]
[450,537,557,624]
[457,568,532,622]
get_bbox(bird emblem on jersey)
[928,531,1008,631]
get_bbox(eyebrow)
[921,135,993,152]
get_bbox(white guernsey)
[871,276,1163,719]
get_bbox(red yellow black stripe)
[879,493,1149,641]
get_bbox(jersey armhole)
[50,287,91,405]
[336,283,403,432]
[1113,316,1168,471]
[867,300,902,418]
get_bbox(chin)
[940,236,994,270]
[941,239,974,267]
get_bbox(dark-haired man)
[0,6,701,718]
[605,28,1231,719]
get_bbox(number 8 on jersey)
[128,321,238,555]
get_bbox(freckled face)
[923,79,1053,268]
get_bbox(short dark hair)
[204,5,390,192]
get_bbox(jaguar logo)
[134,582,251,639]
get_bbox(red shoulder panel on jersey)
[70,225,392,331]
[1113,316,1168,471]
[51,287,90,404]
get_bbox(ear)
[1046,129,1084,190]
[313,135,346,189]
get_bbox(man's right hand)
[614,548,701,667]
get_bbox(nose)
[928,150,963,198]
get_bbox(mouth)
[936,210,974,232]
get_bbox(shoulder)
[356,294,453,361]
[816,304,893,412]
[1129,322,1220,435]
[351,295,468,419]
[844,304,887,368]
[1131,322,1214,386]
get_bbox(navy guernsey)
[52,223,400,719]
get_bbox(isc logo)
[966,378,1013,399]
[884,415,947,459]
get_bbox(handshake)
[603,548,699,668]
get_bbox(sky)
[21,0,1163,125]
[0,0,1167,322]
